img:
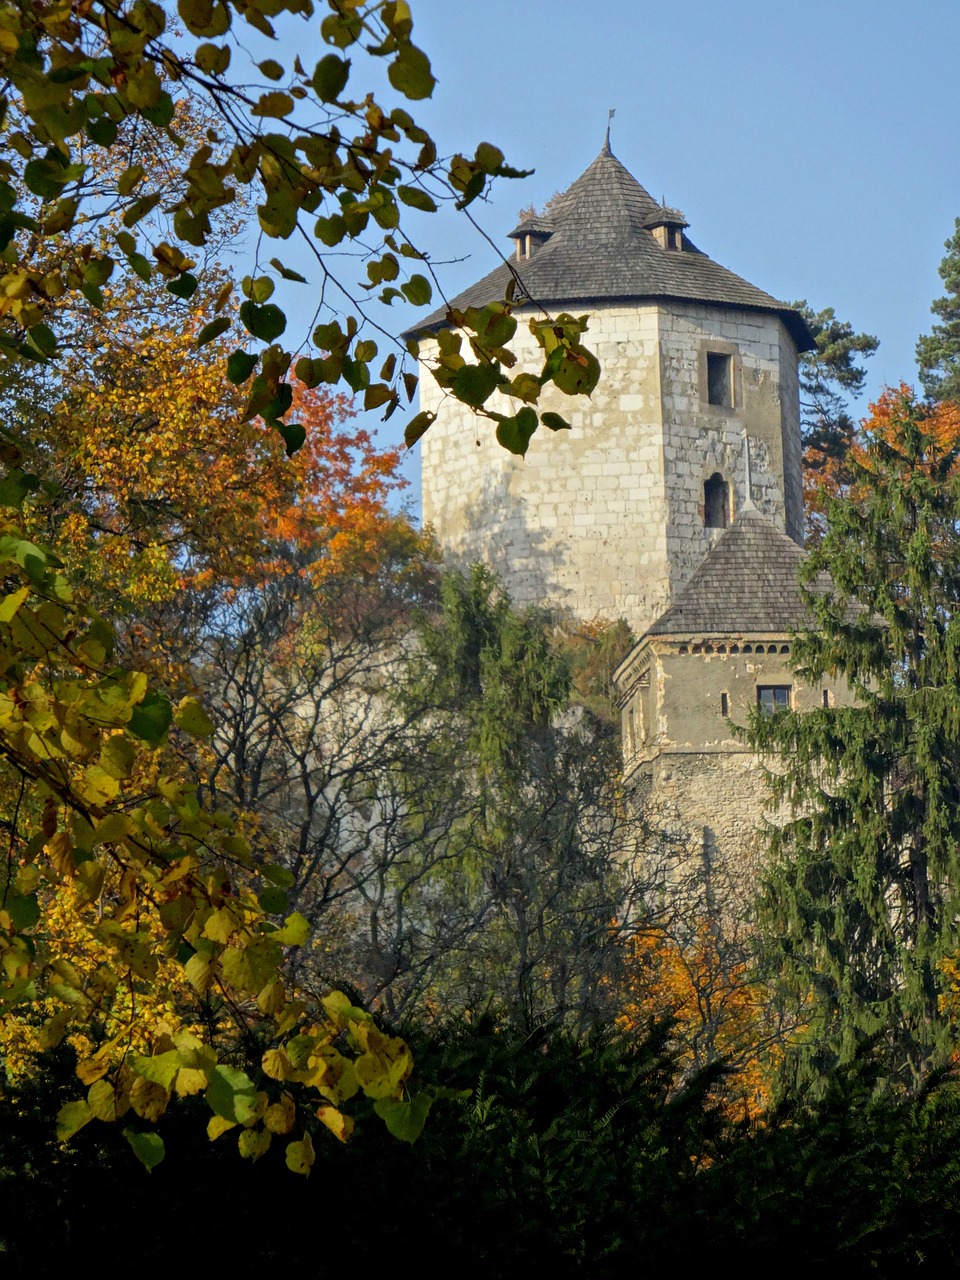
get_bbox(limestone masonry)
[415,139,850,908]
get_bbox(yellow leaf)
[238,1128,271,1160]
[261,1047,292,1081]
[130,1076,169,1122]
[285,1132,315,1175]
[207,1114,235,1140]
[263,1092,295,1134]
[174,1067,208,1096]
[87,1078,118,1122]
[316,1105,353,1143]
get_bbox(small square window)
[706,352,733,407]
[757,685,791,714]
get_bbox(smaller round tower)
[415,141,814,635]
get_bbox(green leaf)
[403,410,435,447]
[400,274,431,306]
[100,733,136,780]
[25,322,57,359]
[452,362,500,409]
[269,258,307,284]
[178,0,230,37]
[387,44,435,100]
[258,886,288,914]
[174,696,215,737]
[396,185,437,213]
[195,317,231,348]
[195,41,230,74]
[495,408,539,456]
[7,892,40,930]
[257,58,285,81]
[541,411,571,432]
[57,1099,93,1142]
[261,863,295,888]
[239,301,287,343]
[276,421,306,457]
[312,54,350,102]
[123,1128,165,1172]
[128,691,172,747]
[80,282,104,310]
[373,1094,432,1143]
[166,272,198,300]
[226,350,258,384]
[251,91,293,119]
[274,912,310,947]
[0,471,39,511]
[552,346,601,397]
[130,1050,181,1089]
[206,1064,258,1124]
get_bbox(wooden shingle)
[416,143,814,350]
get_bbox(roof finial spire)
[742,429,757,512]
[603,108,615,155]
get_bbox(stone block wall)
[419,301,802,633]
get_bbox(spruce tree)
[917,218,960,402]
[749,388,960,1090]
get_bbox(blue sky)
[278,1,960,506]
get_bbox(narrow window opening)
[758,685,792,714]
[720,691,730,717]
[704,472,730,529]
[627,706,636,753]
[707,352,733,407]
[822,689,830,708]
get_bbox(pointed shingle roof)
[646,507,821,636]
[416,143,814,349]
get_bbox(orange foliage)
[805,385,960,534]
[23,289,407,614]
[619,925,778,1119]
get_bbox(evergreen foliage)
[794,300,879,464]
[5,1029,960,1270]
[749,388,960,1089]
[917,217,960,403]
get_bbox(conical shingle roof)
[417,143,813,349]
[646,507,821,636]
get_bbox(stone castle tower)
[417,138,813,636]
[416,141,848,901]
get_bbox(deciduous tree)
[0,0,599,456]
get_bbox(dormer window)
[507,215,554,262]
[643,204,689,252]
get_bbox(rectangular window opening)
[758,685,792,714]
[707,351,733,408]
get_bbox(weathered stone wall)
[657,303,802,605]
[641,750,774,924]
[419,301,802,633]
[621,642,855,919]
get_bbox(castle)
[415,138,851,899]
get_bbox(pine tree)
[749,387,960,1091]
[795,302,879,456]
[917,219,960,403]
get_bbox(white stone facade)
[419,301,803,634]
